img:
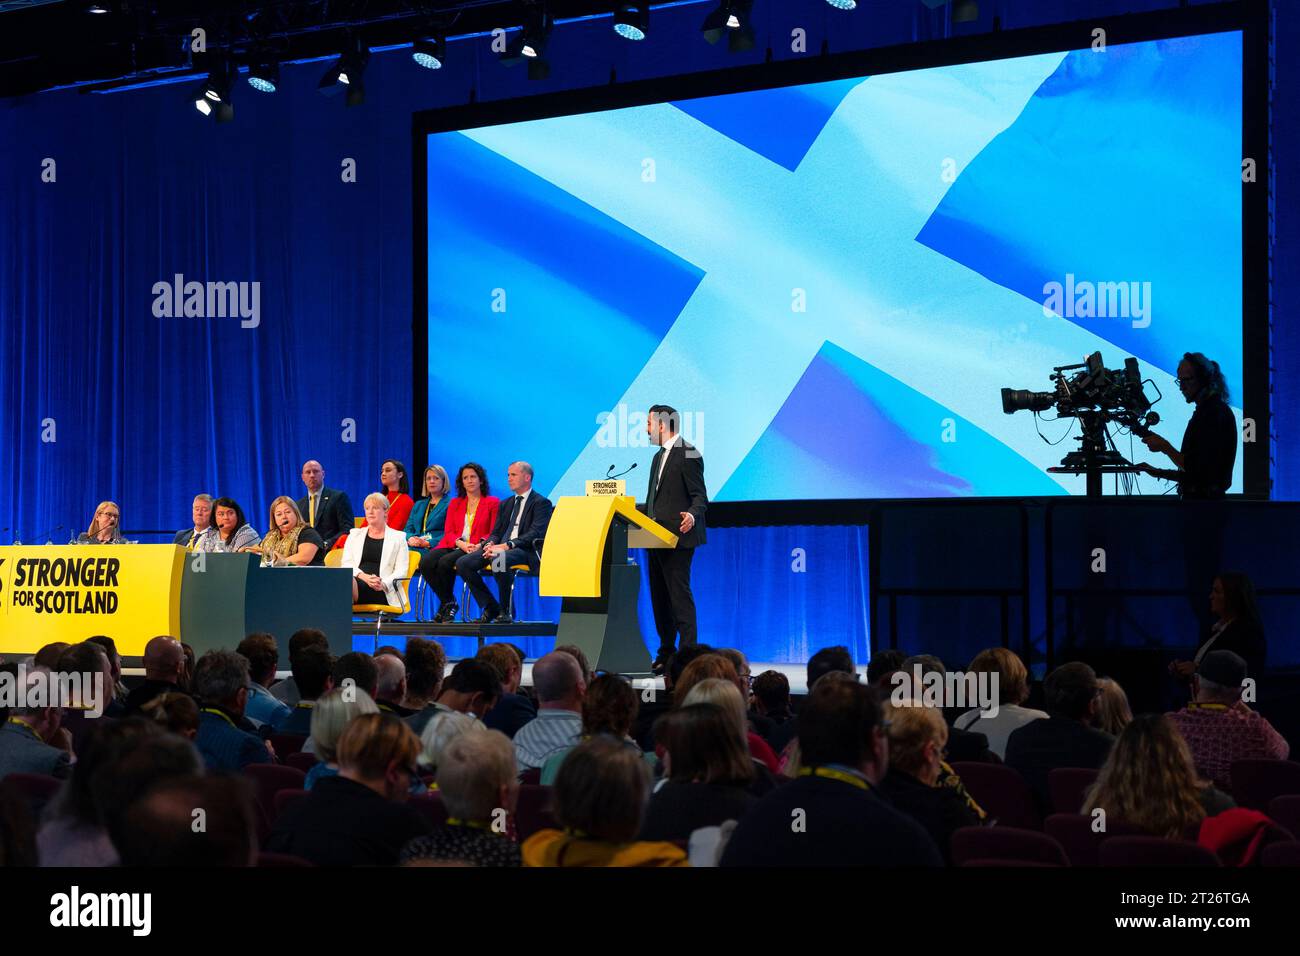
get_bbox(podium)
[539,494,678,675]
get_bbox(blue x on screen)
[426,31,1243,501]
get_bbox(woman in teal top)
[404,464,451,554]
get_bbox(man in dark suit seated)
[0,665,73,781]
[122,636,189,714]
[192,650,274,772]
[172,493,216,549]
[1004,661,1114,814]
[720,674,942,867]
[456,461,552,624]
[297,459,354,551]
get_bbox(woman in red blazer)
[381,458,415,531]
[418,462,499,623]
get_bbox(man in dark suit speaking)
[297,459,354,550]
[643,404,708,675]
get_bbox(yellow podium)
[539,494,677,675]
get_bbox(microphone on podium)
[607,462,638,481]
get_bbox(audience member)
[235,632,291,730]
[192,650,273,772]
[123,636,187,713]
[953,648,1047,759]
[270,628,330,705]
[0,665,72,780]
[1004,662,1114,813]
[278,645,336,736]
[54,641,120,753]
[1166,650,1289,793]
[554,643,594,687]
[867,649,907,687]
[85,635,127,704]
[304,687,380,789]
[406,659,501,736]
[139,692,200,740]
[721,675,942,867]
[266,714,430,865]
[750,670,793,732]
[115,775,258,866]
[676,656,780,774]
[401,637,447,714]
[1170,572,1267,681]
[1096,677,1133,737]
[417,710,483,779]
[898,655,994,763]
[513,652,586,774]
[767,644,859,755]
[374,653,414,717]
[33,641,70,670]
[640,703,757,843]
[539,674,653,785]
[522,736,688,867]
[1083,713,1234,838]
[401,730,522,867]
[333,651,379,700]
[478,643,536,738]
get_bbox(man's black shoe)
[474,604,501,624]
[493,612,515,625]
[434,602,459,624]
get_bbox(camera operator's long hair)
[1182,352,1230,402]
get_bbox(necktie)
[648,450,663,509]
[511,496,525,539]
[309,494,317,526]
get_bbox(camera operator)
[1136,353,1237,499]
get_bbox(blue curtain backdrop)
[1,0,1296,664]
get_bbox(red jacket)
[386,491,414,532]
[436,495,500,549]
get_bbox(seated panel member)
[457,461,553,624]
[258,496,326,567]
[342,493,412,607]
[380,459,415,532]
[419,462,500,624]
[77,501,125,544]
[173,494,216,550]
[404,464,451,556]
[210,497,260,553]
[297,459,354,551]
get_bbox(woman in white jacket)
[342,493,411,607]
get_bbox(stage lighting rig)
[701,0,755,53]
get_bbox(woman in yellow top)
[522,735,688,867]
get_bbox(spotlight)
[192,59,235,121]
[613,3,648,41]
[412,36,446,70]
[319,36,370,105]
[247,60,280,93]
[701,1,754,52]
[87,3,110,12]
[501,3,553,80]
[825,0,857,8]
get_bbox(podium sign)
[0,544,184,656]
[585,479,627,496]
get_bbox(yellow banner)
[0,545,185,657]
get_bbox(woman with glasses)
[77,501,125,544]
[879,702,982,862]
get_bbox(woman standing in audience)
[1082,713,1234,838]
[77,501,125,544]
[258,496,326,566]
[211,497,260,553]
[420,462,499,623]
[404,465,451,554]
[1170,572,1268,682]
[380,459,415,531]
[640,703,757,843]
[953,648,1047,760]
[341,493,411,607]
[879,704,981,863]
[522,736,688,867]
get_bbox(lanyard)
[798,765,871,791]
[6,716,41,740]
[446,817,490,830]
[200,707,237,728]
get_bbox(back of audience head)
[142,635,186,684]
[866,649,907,688]
[404,638,447,705]
[334,651,378,700]
[374,653,407,705]
[312,687,380,762]
[236,632,279,687]
[419,710,482,776]
[180,643,196,691]
[666,643,716,689]
[581,674,639,739]
[85,635,122,685]
[673,654,737,706]
[1194,650,1247,704]
[799,674,888,783]
[1044,662,1100,723]
[1095,677,1133,736]
[681,678,749,751]
[554,644,593,686]
[375,645,405,663]
[96,729,205,850]
[337,713,422,801]
[751,670,790,717]
[438,730,519,822]
[437,659,502,718]
[885,702,948,786]
[116,775,257,866]
[7,664,61,736]
[288,627,330,661]
[33,641,70,670]
[140,693,200,739]
[292,645,335,702]
[655,703,754,786]
[476,643,522,693]
[1082,713,1206,839]
[551,735,651,844]
[55,641,113,709]
[808,645,857,688]
[968,647,1031,706]
[49,717,164,826]
[716,648,751,694]
[532,651,585,708]
[192,649,252,715]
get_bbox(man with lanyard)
[0,665,73,779]
[192,650,275,772]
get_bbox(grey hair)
[438,730,516,821]
[532,651,582,703]
[512,461,534,479]
[192,650,250,705]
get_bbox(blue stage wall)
[0,0,1296,665]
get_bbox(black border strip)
[411,0,1270,524]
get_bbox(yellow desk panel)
[539,496,678,599]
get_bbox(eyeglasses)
[1175,376,1196,387]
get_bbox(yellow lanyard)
[309,494,317,527]
[6,716,41,740]
[200,707,237,728]
[446,817,490,830]
[798,765,871,791]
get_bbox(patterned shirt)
[1167,701,1290,792]
[513,710,583,773]
[401,824,522,867]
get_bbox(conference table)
[0,545,353,659]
